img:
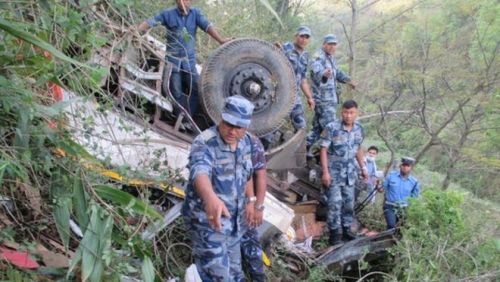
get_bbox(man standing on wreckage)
[320,100,368,246]
[138,0,230,118]
[182,96,258,281]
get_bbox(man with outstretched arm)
[182,96,256,281]
[307,34,356,157]
[138,0,230,116]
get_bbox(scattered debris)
[0,246,39,269]
[184,264,202,282]
[35,244,69,268]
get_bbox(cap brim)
[325,40,338,44]
[298,32,311,36]
[221,113,251,128]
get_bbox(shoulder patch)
[200,129,217,142]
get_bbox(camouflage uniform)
[241,134,266,282]
[320,120,364,231]
[182,96,255,281]
[282,39,310,130]
[307,37,352,149]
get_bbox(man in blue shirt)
[380,157,420,230]
[355,145,379,205]
[138,0,229,116]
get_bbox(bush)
[390,188,500,281]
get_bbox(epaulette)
[199,129,217,142]
[408,175,419,184]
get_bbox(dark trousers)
[169,69,199,115]
[241,228,265,282]
[383,204,399,230]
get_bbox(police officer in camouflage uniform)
[282,26,315,130]
[182,95,257,281]
[320,100,368,245]
[241,134,267,281]
[307,34,356,156]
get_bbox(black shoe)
[342,227,357,241]
[329,229,342,246]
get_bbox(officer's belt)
[385,201,408,208]
[316,100,337,106]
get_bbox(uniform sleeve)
[359,125,365,144]
[146,10,166,27]
[336,68,351,84]
[188,137,213,181]
[251,135,267,171]
[411,181,420,198]
[195,8,212,32]
[320,125,333,148]
[383,174,390,190]
[300,55,309,82]
[310,57,325,82]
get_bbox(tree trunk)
[348,0,357,77]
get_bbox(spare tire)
[200,38,296,137]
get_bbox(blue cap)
[296,26,312,37]
[324,34,338,44]
[221,96,254,128]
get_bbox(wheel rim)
[227,63,274,114]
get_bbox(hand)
[274,41,282,49]
[323,68,333,78]
[204,194,230,231]
[307,97,315,110]
[361,167,369,182]
[245,202,256,227]
[348,81,356,90]
[253,209,264,227]
[220,37,233,44]
[377,187,384,193]
[322,172,332,188]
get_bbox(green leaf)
[141,256,155,282]
[80,205,113,282]
[51,168,73,250]
[72,172,89,233]
[0,161,9,187]
[93,185,161,219]
[257,0,284,28]
[36,98,81,118]
[0,17,91,69]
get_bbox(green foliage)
[390,188,500,280]
[0,17,91,69]
[68,205,114,282]
[93,184,162,219]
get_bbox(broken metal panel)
[266,129,307,170]
[315,230,397,267]
[121,77,173,112]
[261,192,295,234]
[141,201,183,240]
[64,90,190,179]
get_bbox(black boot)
[329,229,342,246]
[343,226,357,241]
